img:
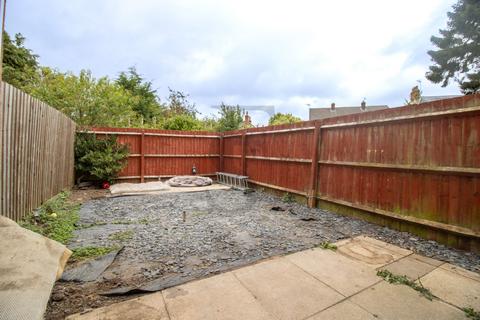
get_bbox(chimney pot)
[330,102,336,111]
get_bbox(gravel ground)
[47,188,480,319]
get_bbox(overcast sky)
[7,0,460,124]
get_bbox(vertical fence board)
[0,82,76,221]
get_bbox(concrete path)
[67,236,479,320]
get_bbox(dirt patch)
[69,188,109,204]
[46,189,480,319]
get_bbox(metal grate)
[216,172,249,190]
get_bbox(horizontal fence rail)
[1,82,76,221]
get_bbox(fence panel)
[222,95,480,251]
[87,127,221,182]
[0,82,76,221]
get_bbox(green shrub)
[162,114,204,131]
[75,133,129,183]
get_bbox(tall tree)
[165,88,198,117]
[216,103,243,132]
[30,68,137,127]
[116,67,164,122]
[2,31,39,89]
[426,0,480,94]
[268,113,301,125]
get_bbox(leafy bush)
[75,133,129,183]
[162,114,204,131]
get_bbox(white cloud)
[7,0,460,124]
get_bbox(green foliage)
[71,246,119,261]
[165,88,198,117]
[282,192,294,203]
[28,68,139,126]
[316,242,337,251]
[116,67,164,122]
[20,191,80,244]
[108,230,134,241]
[2,31,40,90]
[426,0,480,94]
[75,133,129,183]
[162,114,204,131]
[376,269,435,300]
[268,113,302,126]
[463,307,480,320]
[217,103,243,132]
[200,116,220,132]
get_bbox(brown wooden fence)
[0,82,76,221]
[87,127,222,182]
[222,94,480,252]
[90,94,480,252]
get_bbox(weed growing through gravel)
[108,230,134,241]
[317,242,337,251]
[20,191,80,244]
[71,246,119,261]
[282,192,294,203]
[376,269,435,300]
[463,307,480,320]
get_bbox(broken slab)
[0,216,71,320]
[336,236,411,268]
[66,292,169,320]
[350,281,465,319]
[419,267,480,309]
[61,247,122,282]
[286,248,380,296]
[233,257,344,320]
[163,272,274,320]
[109,182,229,197]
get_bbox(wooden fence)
[0,82,76,221]
[222,94,480,252]
[89,94,480,252]
[87,127,221,182]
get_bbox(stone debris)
[166,176,212,187]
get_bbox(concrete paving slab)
[233,257,344,320]
[336,237,410,269]
[380,255,437,280]
[408,253,444,267]
[286,248,381,296]
[350,281,466,320]
[163,272,274,320]
[66,292,169,320]
[306,300,378,320]
[354,236,412,257]
[419,267,480,310]
[439,263,480,283]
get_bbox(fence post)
[241,131,247,176]
[219,133,224,172]
[140,132,145,183]
[308,122,321,207]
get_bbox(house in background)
[309,101,388,120]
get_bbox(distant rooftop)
[309,103,388,120]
